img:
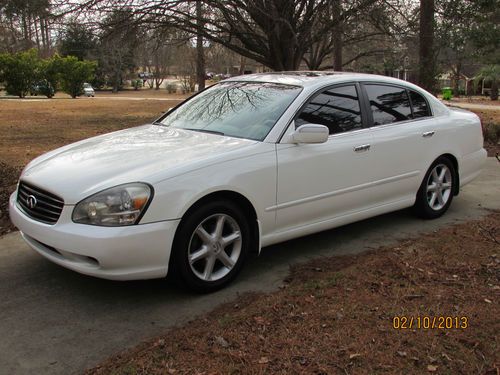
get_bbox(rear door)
[360,83,438,204]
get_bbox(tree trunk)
[453,62,461,97]
[332,0,343,71]
[196,0,205,90]
[491,80,498,101]
[34,19,41,50]
[41,18,46,51]
[239,56,246,75]
[333,32,342,71]
[418,0,436,93]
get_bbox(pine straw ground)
[87,212,500,375]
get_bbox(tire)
[414,156,456,219]
[170,200,250,292]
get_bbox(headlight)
[72,183,153,226]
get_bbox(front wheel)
[170,201,250,292]
[414,157,456,219]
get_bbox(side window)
[365,84,412,125]
[409,90,431,118]
[296,85,363,135]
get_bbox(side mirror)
[290,124,329,144]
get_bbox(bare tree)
[0,0,53,55]
[56,0,379,71]
[195,0,205,89]
[97,9,139,92]
[304,1,396,71]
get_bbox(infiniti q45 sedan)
[10,72,486,291]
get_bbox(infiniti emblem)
[26,195,37,209]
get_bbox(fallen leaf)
[214,336,229,348]
[427,365,438,372]
[442,353,452,362]
[349,353,361,360]
[397,351,407,357]
[254,316,266,324]
[258,357,269,364]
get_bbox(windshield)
[158,81,302,141]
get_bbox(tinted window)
[160,82,301,141]
[365,84,412,125]
[296,85,362,134]
[409,90,431,118]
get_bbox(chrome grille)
[16,182,64,224]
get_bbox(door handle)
[354,144,371,152]
[422,131,435,138]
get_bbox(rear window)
[365,84,412,125]
[409,90,431,118]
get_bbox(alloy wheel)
[426,163,452,211]
[187,213,242,282]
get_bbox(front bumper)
[9,192,180,280]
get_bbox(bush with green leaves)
[37,55,63,98]
[0,51,96,99]
[0,49,40,98]
[131,79,142,90]
[58,56,97,98]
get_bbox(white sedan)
[9,72,486,291]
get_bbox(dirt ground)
[473,108,500,157]
[86,212,500,375]
[446,96,499,106]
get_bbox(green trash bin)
[442,87,453,100]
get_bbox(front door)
[274,84,376,234]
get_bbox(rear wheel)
[171,201,250,292]
[414,157,456,219]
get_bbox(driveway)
[0,158,499,375]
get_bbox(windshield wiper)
[183,128,225,136]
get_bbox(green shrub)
[59,56,96,98]
[0,49,40,98]
[131,79,142,90]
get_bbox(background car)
[82,82,95,97]
[9,72,486,292]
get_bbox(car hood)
[21,125,258,204]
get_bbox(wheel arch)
[439,153,460,195]
[176,190,261,254]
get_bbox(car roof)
[225,71,418,89]
[224,71,449,117]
